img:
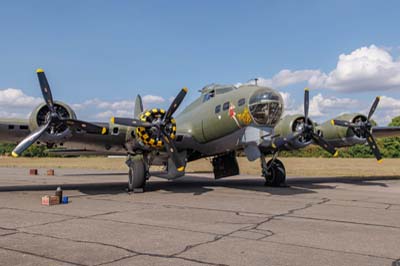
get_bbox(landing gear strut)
[261,154,286,187]
[126,155,148,192]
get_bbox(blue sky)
[0,1,400,124]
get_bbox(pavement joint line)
[263,239,397,261]
[94,254,140,266]
[0,245,86,266]
[0,232,18,238]
[16,217,79,230]
[285,214,400,229]
[16,210,126,230]
[169,198,331,259]
[90,216,222,237]
[0,206,80,218]
[18,231,226,266]
[19,231,139,254]
[324,202,400,211]
[162,203,277,216]
[0,226,15,231]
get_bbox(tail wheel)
[135,108,177,148]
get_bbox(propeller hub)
[136,109,177,148]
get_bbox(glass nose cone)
[249,88,283,126]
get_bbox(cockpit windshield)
[249,89,283,126]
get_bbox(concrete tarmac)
[0,167,400,266]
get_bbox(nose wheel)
[261,155,286,187]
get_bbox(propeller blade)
[304,88,309,122]
[64,119,108,135]
[36,69,55,113]
[11,122,50,157]
[311,132,339,157]
[161,132,185,171]
[364,130,383,162]
[368,96,380,120]
[111,117,153,128]
[164,88,188,121]
[331,119,357,128]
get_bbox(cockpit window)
[203,90,215,102]
[249,89,283,126]
[215,87,233,95]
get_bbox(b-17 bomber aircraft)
[1,69,400,191]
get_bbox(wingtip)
[110,117,115,124]
[304,87,309,91]
[36,68,44,73]
[183,87,188,93]
[330,119,335,126]
[177,166,185,172]
[11,151,19,158]
[333,150,339,157]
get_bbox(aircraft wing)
[46,148,126,156]
[372,126,400,138]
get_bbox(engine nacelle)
[28,101,77,143]
[273,114,315,150]
[317,113,367,147]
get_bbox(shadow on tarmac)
[0,174,399,196]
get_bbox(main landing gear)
[260,154,286,187]
[126,155,148,192]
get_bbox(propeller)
[11,69,107,157]
[272,88,338,157]
[331,96,382,162]
[112,88,188,171]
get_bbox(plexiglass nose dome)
[249,88,283,126]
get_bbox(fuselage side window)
[238,98,245,106]
[223,101,230,111]
[215,105,221,113]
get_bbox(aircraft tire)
[263,159,286,187]
[128,159,146,191]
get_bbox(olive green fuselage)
[176,84,283,143]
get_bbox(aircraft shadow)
[0,174,398,196]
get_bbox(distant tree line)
[1,116,400,158]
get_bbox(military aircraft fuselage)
[175,84,284,144]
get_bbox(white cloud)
[0,88,42,118]
[141,95,165,104]
[259,69,326,88]
[313,45,400,92]
[308,94,358,117]
[96,110,133,119]
[250,45,400,93]
[280,92,358,118]
[373,95,400,125]
[69,94,166,120]
[0,88,42,108]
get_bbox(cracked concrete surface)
[0,167,400,265]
